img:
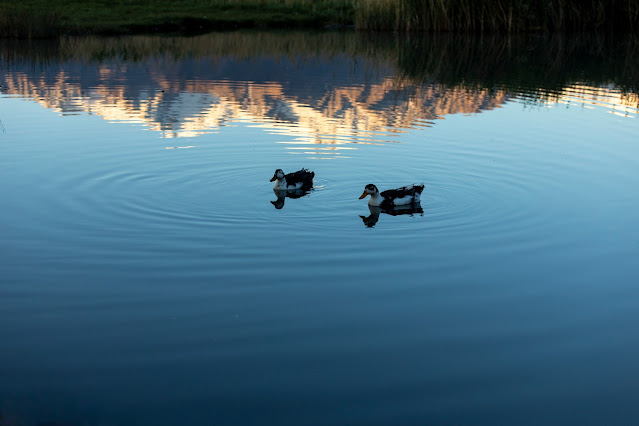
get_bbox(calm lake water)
[1,31,638,425]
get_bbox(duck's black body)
[285,169,315,189]
[379,185,424,207]
[271,168,315,190]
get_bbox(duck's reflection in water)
[271,188,312,209]
[360,204,424,227]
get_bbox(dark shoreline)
[1,0,638,39]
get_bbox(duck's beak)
[359,191,369,199]
[270,175,276,182]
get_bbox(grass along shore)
[1,0,638,38]
[355,0,639,32]
[0,0,354,38]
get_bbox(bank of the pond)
[1,0,638,38]
[0,0,354,38]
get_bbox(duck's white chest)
[273,179,302,190]
[368,195,383,206]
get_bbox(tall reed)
[0,6,62,39]
[354,0,639,32]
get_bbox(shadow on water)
[0,31,636,141]
[271,188,312,210]
[388,32,639,103]
[2,31,637,93]
[360,204,424,228]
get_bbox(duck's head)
[359,184,379,199]
[270,169,285,182]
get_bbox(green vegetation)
[354,0,639,32]
[0,0,354,38]
[1,0,638,38]
[0,5,61,39]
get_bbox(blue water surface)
[1,32,639,425]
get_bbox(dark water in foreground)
[1,32,638,425]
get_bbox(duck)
[359,183,424,207]
[270,168,315,190]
